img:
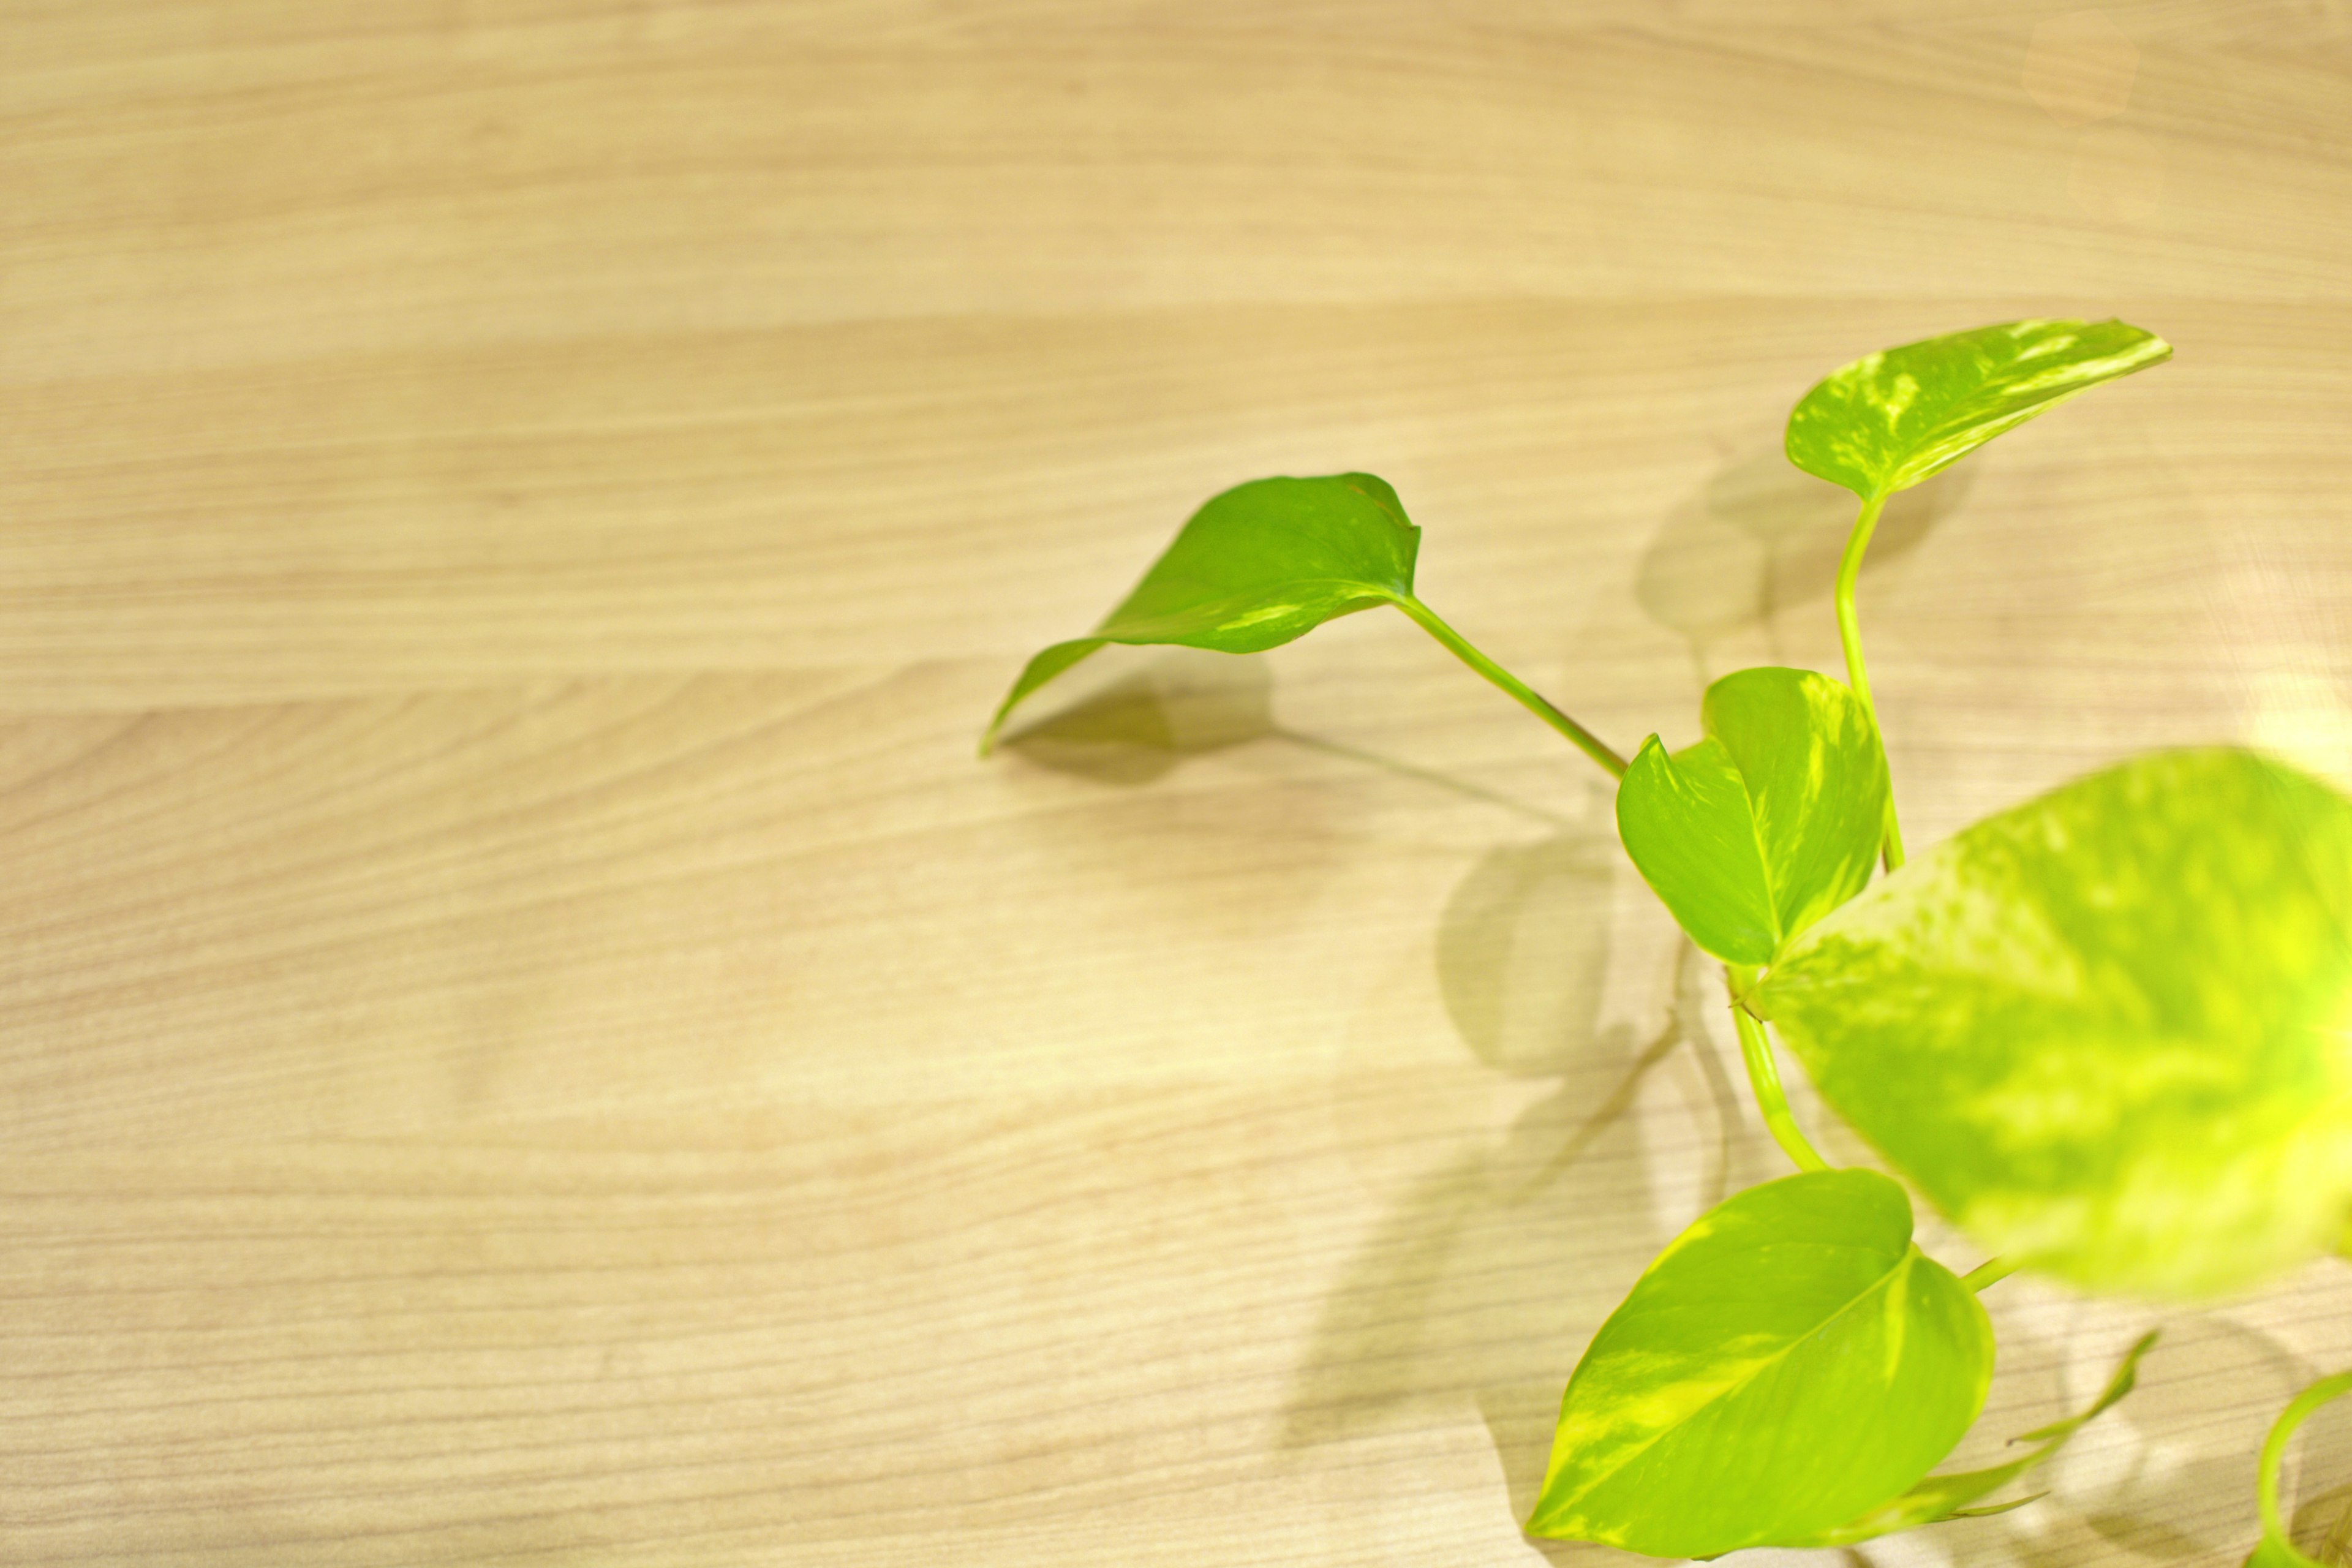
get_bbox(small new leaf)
[1760,747,2352,1297]
[1787,318,2171,500]
[1790,1332,2158,1545]
[1616,667,1888,965]
[981,473,1418,752]
[1528,1169,1993,1558]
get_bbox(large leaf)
[1528,1169,1993,1556]
[2248,1373,2352,1568]
[1759,747,2352,1297]
[1792,1332,2157,1545]
[980,473,1417,751]
[1616,667,1888,965]
[1786,318,2171,500]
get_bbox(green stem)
[2261,1372,2352,1549]
[1391,594,1627,780]
[1730,991,1829,1174]
[1834,493,1907,871]
[1960,1256,2018,1293]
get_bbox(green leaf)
[981,473,1418,752]
[1528,1169,1994,1557]
[1789,1331,2158,1545]
[1786,318,2171,500]
[2248,1372,2352,1568]
[1708,668,1891,939]
[1615,667,1889,965]
[1759,747,2352,1297]
[1617,736,1777,963]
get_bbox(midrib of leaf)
[1732,763,1789,962]
[1116,578,1404,626]
[1547,1244,1920,1520]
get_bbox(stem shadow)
[1281,821,1776,1548]
[1635,440,1971,674]
[1000,645,1574,829]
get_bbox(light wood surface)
[6,4,2352,1563]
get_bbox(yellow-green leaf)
[1615,667,1888,965]
[1790,1332,2157,1545]
[1787,318,2171,501]
[1760,747,2352,1297]
[1528,1169,1992,1556]
[980,474,1417,752]
[1617,734,1779,964]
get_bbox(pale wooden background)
[5,3,2352,1564]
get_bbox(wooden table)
[6,4,2351,1562]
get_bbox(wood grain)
[4,3,2351,1562]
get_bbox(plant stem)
[2261,1373,2352,1546]
[1834,493,1907,870]
[1729,992,1830,1174]
[1390,594,1628,780]
[1960,1256,2018,1292]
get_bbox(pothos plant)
[980,320,2352,1559]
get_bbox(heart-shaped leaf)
[1787,318,2171,500]
[1759,747,2352,1297]
[1616,666,1889,965]
[1528,1169,1993,1556]
[981,474,1418,752]
[1616,736,1776,962]
[1790,1332,2157,1545]
[2248,1373,2352,1568]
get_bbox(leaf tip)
[976,697,1018,759]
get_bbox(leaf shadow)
[1635,442,1972,671]
[2078,1315,2308,1558]
[1000,646,1275,785]
[2286,1368,2352,1561]
[1001,645,1574,827]
[1003,649,1762,1551]
[1281,818,1777,1546]
[2305,1480,2352,1564]
[1278,1052,1702,1441]
[1436,832,1624,1080]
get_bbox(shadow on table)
[1001,646,1574,827]
[998,648,1276,785]
[1264,421,2339,1550]
[1636,442,1970,682]
[1278,902,1754,1531]
[1275,443,1936,1541]
[996,644,1730,1556]
[1284,818,2342,1559]
[1000,457,2342,1560]
[2010,1311,2339,1568]
[997,440,1974,787]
